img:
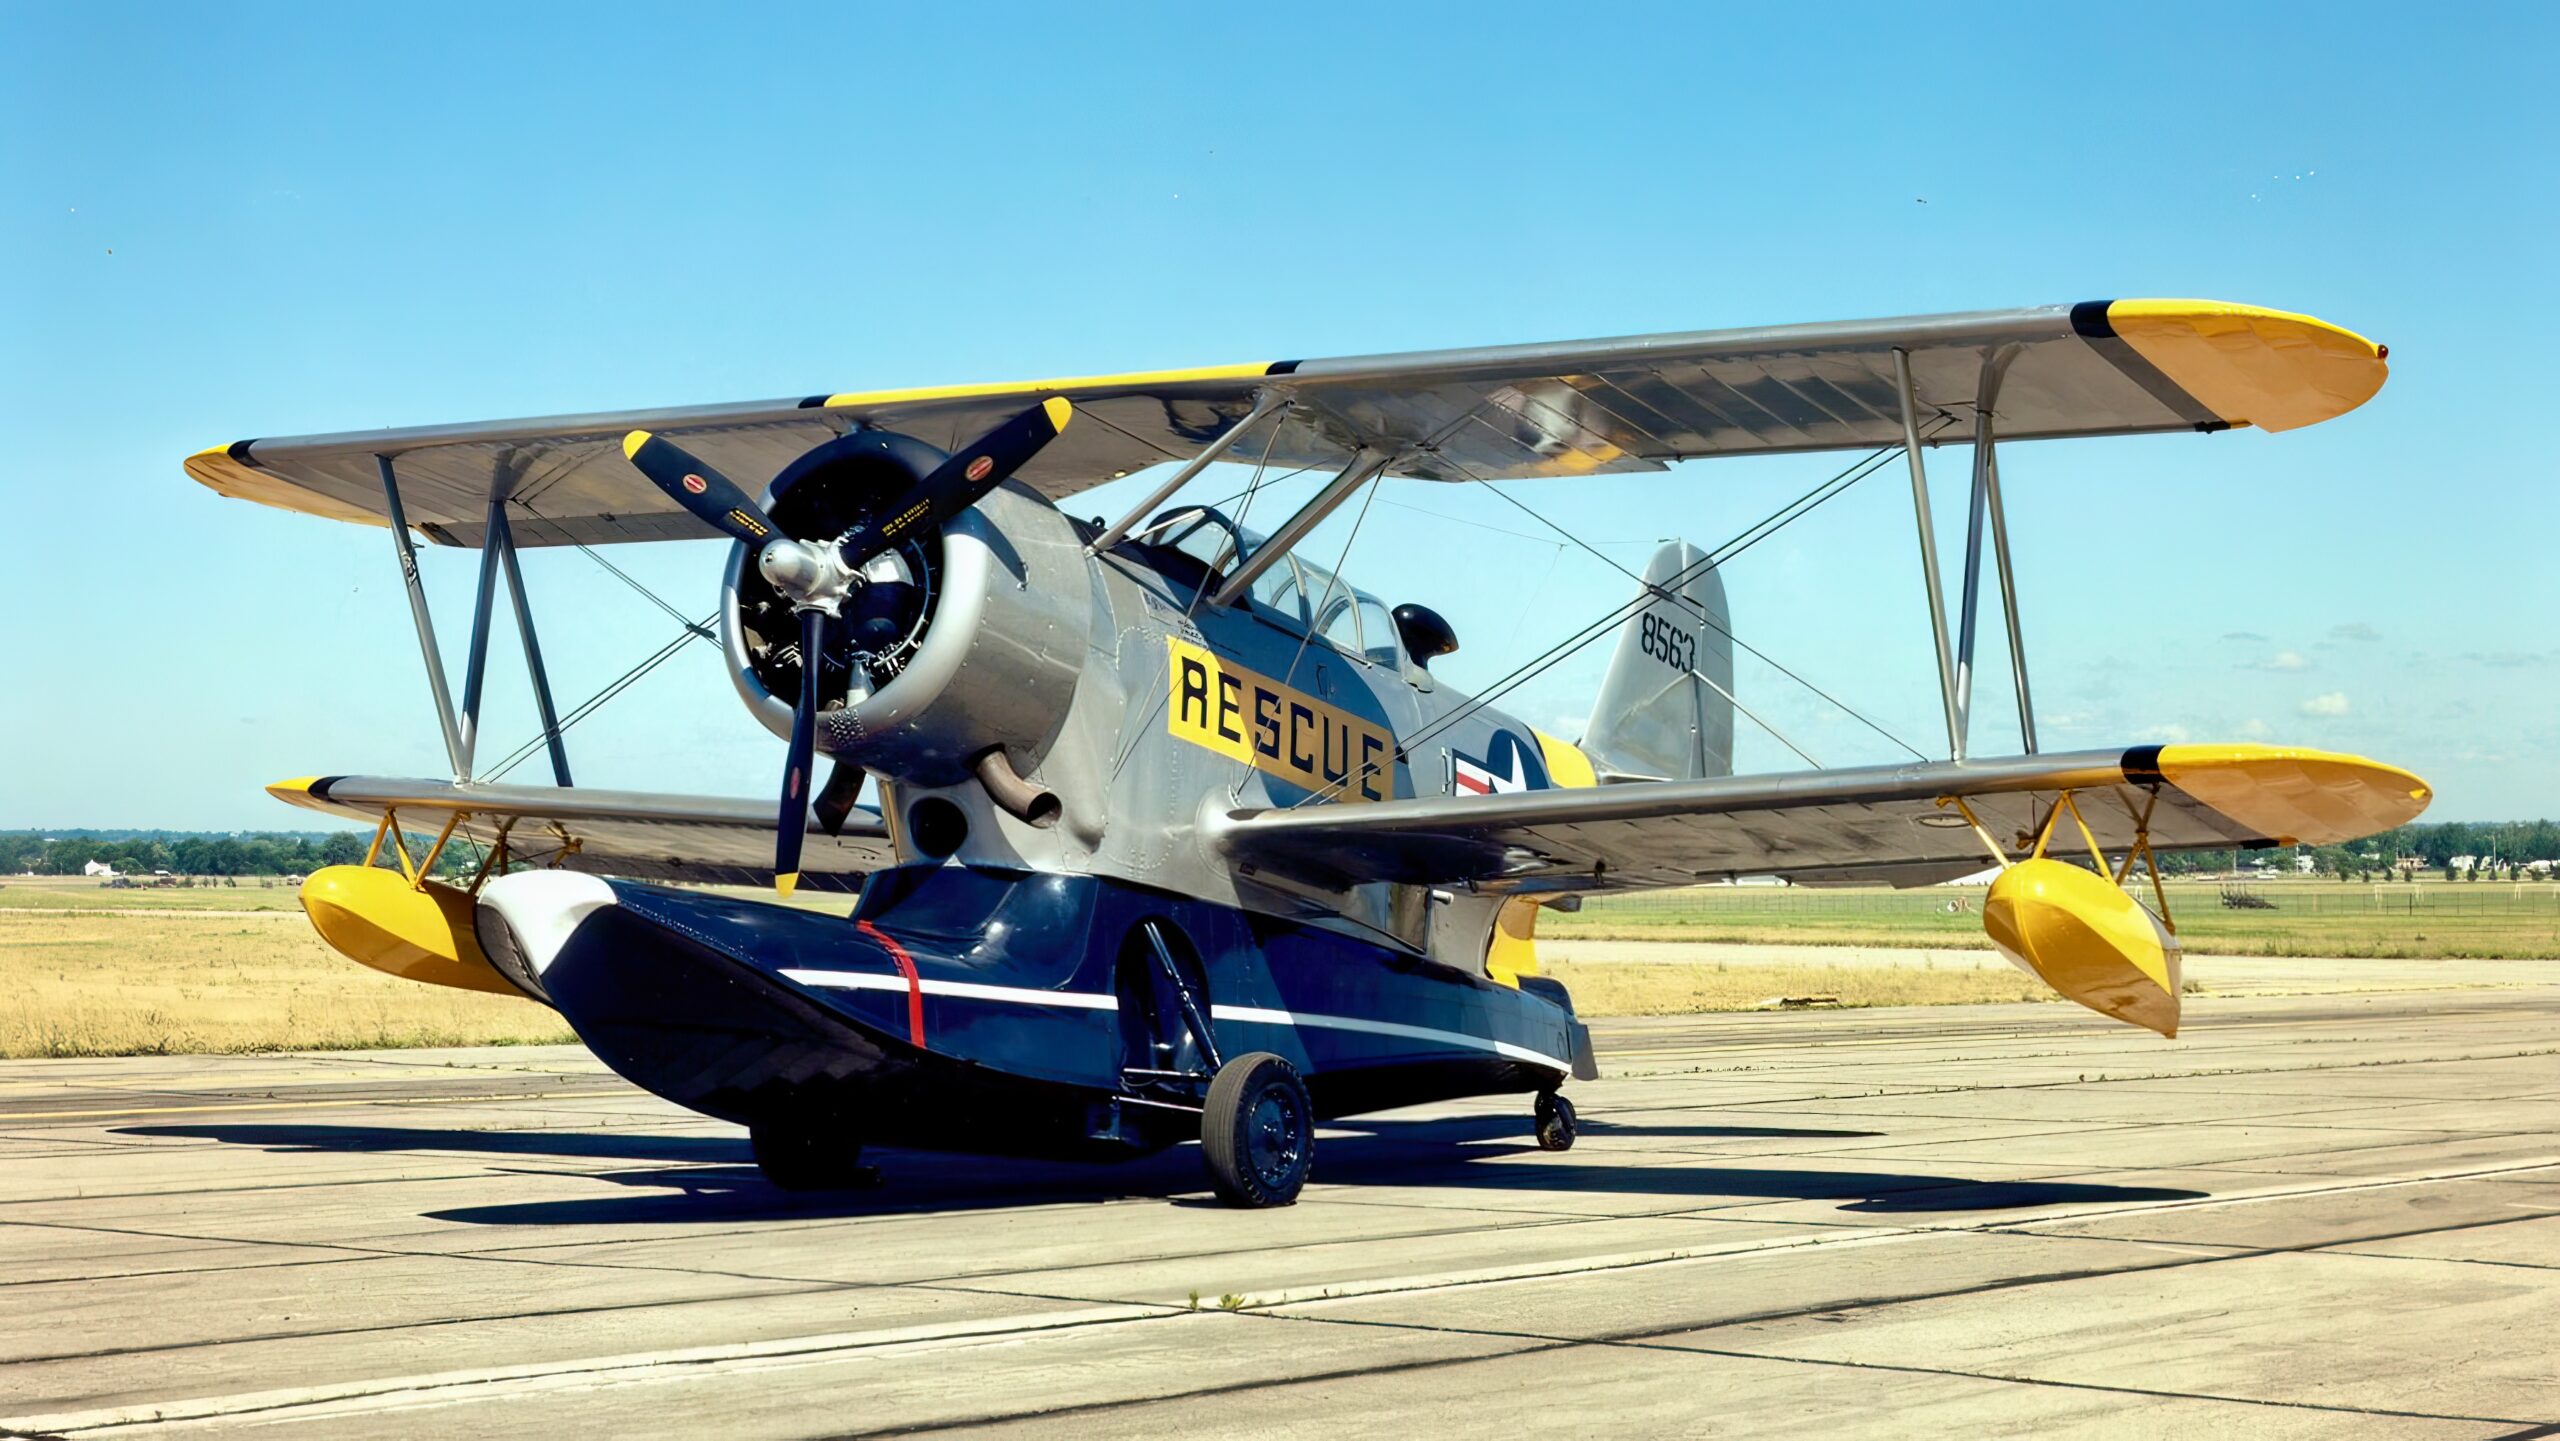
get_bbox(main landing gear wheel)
[750,1118,876,1192]
[1201,1052,1314,1208]
[1534,1090,1577,1151]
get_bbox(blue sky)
[5,3,2554,830]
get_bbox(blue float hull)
[536,866,1586,1161]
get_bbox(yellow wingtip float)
[298,866,518,997]
[1985,859,2183,1038]
[1940,744,2431,1040]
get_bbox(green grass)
[1543,878,2560,959]
[1542,957,2057,1016]
[0,875,304,911]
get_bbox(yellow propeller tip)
[1042,396,1073,432]
[775,872,799,899]
[622,430,652,459]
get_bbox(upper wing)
[184,299,2385,548]
[1211,745,2431,892]
[270,776,894,893]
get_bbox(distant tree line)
[0,829,474,879]
[2154,819,2560,880]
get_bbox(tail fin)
[1580,541,1734,781]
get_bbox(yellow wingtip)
[265,776,321,800]
[622,430,652,460]
[776,872,799,899]
[1042,396,1073,432]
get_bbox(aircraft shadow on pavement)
[120,1116,2203,1226]
[124,1123,751,1165]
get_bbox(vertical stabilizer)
[1580,541,1734,781]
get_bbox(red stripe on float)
[857,920,926,1047]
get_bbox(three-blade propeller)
[621,399,1074,894]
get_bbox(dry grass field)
[0,888,570,1058]
[0,877,303,911]
[1,874,2551,1057]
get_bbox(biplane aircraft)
[187,298,2428,1206]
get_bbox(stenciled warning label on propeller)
[1165,637,1394,803]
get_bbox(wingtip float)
[1984,858,2184,1039]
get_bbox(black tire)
[750,1118,870,1191]
[1201,1052,1314,1208]
[1534,1090,1576,1151]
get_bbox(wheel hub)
[1249,1087,1304,1181]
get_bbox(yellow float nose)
[1982,858,2183,1038]
[299,865,519,996]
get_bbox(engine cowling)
[719,429,1094,787]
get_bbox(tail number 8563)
[1640,612,1696,674]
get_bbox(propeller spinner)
[620,398,1074,893]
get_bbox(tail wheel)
[1201,1052,1314,1208]
[1534,1090,1577,1151]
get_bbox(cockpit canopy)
[1142,507,1408,670]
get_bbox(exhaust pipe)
[973,747,1062,829]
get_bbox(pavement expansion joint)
[5,992,2555,1434]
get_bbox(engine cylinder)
[721,450,1093,788]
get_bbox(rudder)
[1580,541,1734,781]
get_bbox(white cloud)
[2245,651,2314,673]
[2239,717,2271,738]
[2299,692,2351,717]
[2135,723,2191,742]
[2330,622,2380,643]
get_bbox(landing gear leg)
[750,1115,878,1192]
[1534,1089,1577,1151]
[1201,1052,1314,1208]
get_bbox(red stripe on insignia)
[858,920,925,1046]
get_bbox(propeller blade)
[838,398,1071,568]
[775,607,826,897]
[623,431,783,547]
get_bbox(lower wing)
[269,775,894,892]
[1211,744,2430,892]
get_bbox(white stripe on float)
[779,969,1121,1011]
[777,972,1567,1071]
[1211,1004,1570,1073]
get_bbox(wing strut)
[1892,350,1966,760]
[496,506,573,785]
[1896,349,2042,761]
[1207,447,1392,608]
[1979,380,2039,753]
[1087,389,1291,556]
[380,454,576,787]
[378,454,468,781]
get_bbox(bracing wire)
[484,612,718,781]
[1440,435,1951,764]
[512,496,719,640]
[1285,433,1940,808]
